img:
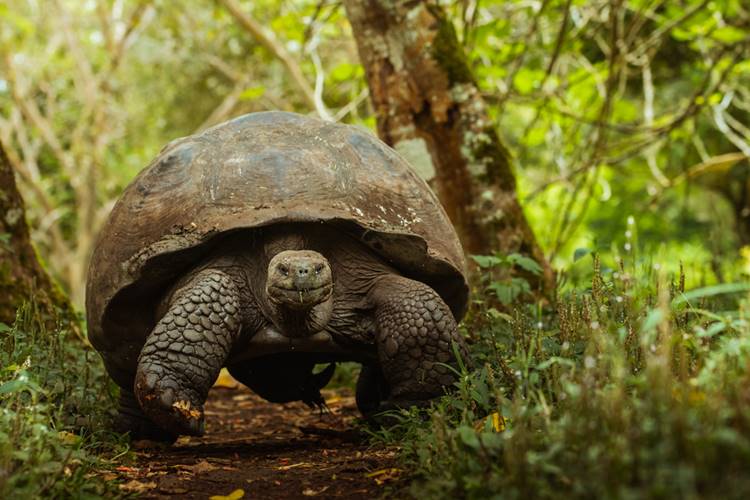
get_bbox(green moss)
[467,125,517,189]
[427,5,475,86]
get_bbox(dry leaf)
[187,460,217,474]
[277,462,312,471]
[473,412,507,432]
[366,468,402,485]
[172,399,202,419]
[490,412,506,432]
[58,431,80,445]
[303,486,330,496]
[214,368,239,388]
[119,479,156,493]
[115,466,138,473]
[209,488,245,500]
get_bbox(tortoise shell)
[86,112,468,387]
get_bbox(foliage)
[446,0,750,267]
[1,0,748,303]
[372,253,750,499]
[472,252,544,304]
[0,303,125,499]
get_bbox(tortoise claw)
[134,368,206,436]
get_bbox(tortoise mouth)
[268,283,333,309]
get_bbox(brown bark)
[0,140,75,327]
[343,0,554,294]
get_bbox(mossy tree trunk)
[343,0,554,295]
[0,140,75,327]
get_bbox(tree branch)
[217,0,331,119]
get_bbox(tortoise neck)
[269,297,333,338]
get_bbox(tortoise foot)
[115,389,179,443]
[134,367,206,436]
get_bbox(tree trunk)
[0,140,75,327]
[343,0,554,294]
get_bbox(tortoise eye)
[278,264,289,276]
[314,264,324,274]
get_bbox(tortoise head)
[265,250,334,336]
[266,250,333,309]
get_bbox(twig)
[218,0,331,119]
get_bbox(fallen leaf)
[172,399,202,419]
[277,462,312,471]
[214,368,239,388]
[491,412,507,432]
[366,468,402,485]
[58,431,80,445]
[119,480,156,493]
[160,486,188,494]
[176,459,217,474]
[474,412,507,432]
[209,488,245,500]
[115,466,138,473]
[303,486,330,496]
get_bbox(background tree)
[343,0,555,295]
[0,141,73,326]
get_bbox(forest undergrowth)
[0,303,125,498]
[374,253,750,499]
[2,252,750,499]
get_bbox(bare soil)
[111,382,404,499]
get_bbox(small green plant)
[0,302,126,498]
[472,253,543,305]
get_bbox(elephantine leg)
[355,363,388,416]
[135,269,242,436]
[366,275,470,416]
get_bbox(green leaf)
[508,254,543,274]
[239,86,265,101]
[471,254,504,269]
[641,309,664,333]
[0,322,11,333]
[573,248,592,262]
[673,283,750,306]
[457,426,481,449]
[489,281,517,305]
[0,379,27,394]
[711,26,747,44]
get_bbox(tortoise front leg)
[365,275,470,416]
[134,269,242,436]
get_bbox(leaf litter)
[103,382,404,498]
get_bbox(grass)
[0,302,127,499]
[373,254,750,499]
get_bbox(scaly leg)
[134,269,242,436]
[366,275,469,415]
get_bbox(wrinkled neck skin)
[268,296,333,338]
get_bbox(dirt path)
[113,381,404,499]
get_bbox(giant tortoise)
[86,111,470,440]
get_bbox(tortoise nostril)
[297,266,309,276]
